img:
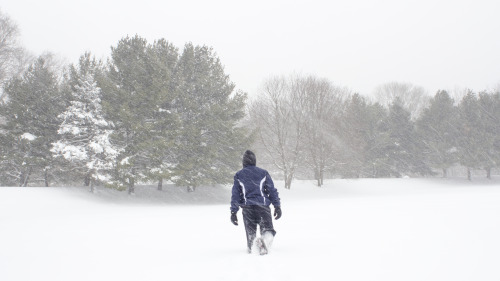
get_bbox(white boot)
[262,232,274,250]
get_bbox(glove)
[230,211,238,226]
[274,206,282,220]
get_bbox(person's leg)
[258,206,276,248]
[242,207,258,252]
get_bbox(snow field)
[0,178,499,281]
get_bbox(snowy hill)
[1,178,499,281]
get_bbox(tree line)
[249,76,500,188]
[0,32,248,192]
[0,11,499,191]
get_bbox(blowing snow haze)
[2,0,500,96]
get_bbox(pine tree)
[363,102,391,177]
[493,92,500,175]
[381,98,430,177]
[477,91,500,179]
[103,35,180,193]
[173,43,248,191]
[143,39,180,190]
[51,74,120,192]
[339,94,389,178]
[416,90,458,177]
[457,92,482,180]
[0,57,65,186]
[339,94,371,177]
[66,52,107,93]
[55,52,110,186]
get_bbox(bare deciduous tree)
[249,74,349,188]
[297,76,348,186]
[373,82,430,120]
[0,10,31,103]
[248,75,305,189]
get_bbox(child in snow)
[230,150,282,254]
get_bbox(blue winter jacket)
[230,165,281,213]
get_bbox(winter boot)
[255,237,268,255]
[262,231,274,250]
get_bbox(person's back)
[232,165,280,208]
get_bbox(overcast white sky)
[2,0,500,97]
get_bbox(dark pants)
[242,205,276,250]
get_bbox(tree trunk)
[20,167,32,187]
[320,169,324,186]
[44,168,49,187]
[314,169,321,187]
[285,174,293,189]
[486,167,491,179]
[128,177,135,195]
[88,170,96,192]
[467,167,472,181]
[442,168,447,178]
[158,178,163,191]
[23,174,30,187]
[19,170,25,187]
[84,173,91,186]
[90,178,95,193]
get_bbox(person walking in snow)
[230,150,281,255]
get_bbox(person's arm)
[230,175,241,213]
[265,172,282,220]
[265,172,280,207]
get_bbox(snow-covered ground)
[1,177,499,281]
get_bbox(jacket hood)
[242,150,256,167]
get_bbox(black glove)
[230,211,238,226]
[274,206,282,220]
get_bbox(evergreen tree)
[66,52,107,92]
[457,92,483,180]
[55,52,110,186]
[380,98,430,177]
[51,74,120,192]
[493,92,500,175]
[339,94,371,177]
[363,102,391,177]
[416,90,458,177]
[103,35,180,193]
[339,94,388,178]
[0,57,66,186]
[173,43,248,191]
[143,39,181,190]
[477,91,500,178]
